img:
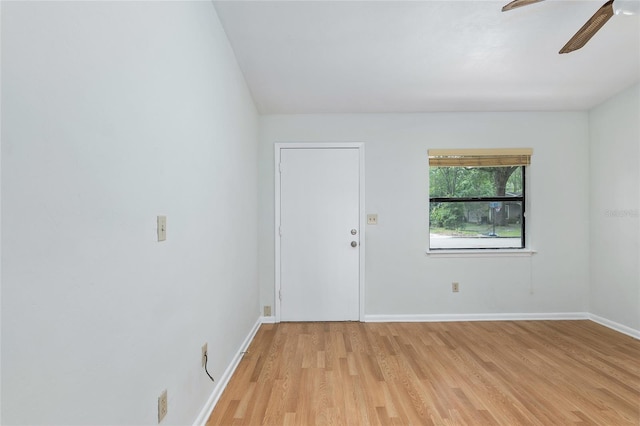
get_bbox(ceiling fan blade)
[502,0,546,12]
[559,0,615,54]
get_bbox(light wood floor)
[207,321,640,425]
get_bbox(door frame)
[274,142,365,323]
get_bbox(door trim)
[274,142,365,323]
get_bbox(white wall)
[1,2,258,425]
[259,113,590,317]
[589,84,640,331]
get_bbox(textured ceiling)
[213,1,640,113]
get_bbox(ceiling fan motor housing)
[613,0,640,15]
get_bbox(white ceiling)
[213,0,640,114]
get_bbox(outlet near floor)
[264,305,272,316]
[452,282,460,292]
[158,389,167,423]
[202,343,208,368]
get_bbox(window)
[428,148,532,250]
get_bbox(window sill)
[425,249,537,258]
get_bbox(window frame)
[427,148,532,253]
[429,166,526,250]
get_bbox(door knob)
[351,229,357,235]
[351,241,358,247]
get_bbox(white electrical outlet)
[158,389,168,423]
[202,343,208,368]
[157,216,167,241]
[367,214,378,225]
[452,282,460,293]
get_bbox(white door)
[277,146,361,321]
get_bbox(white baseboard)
[192,317,262,426]
[364,312,590,323]
[588,314,640,340]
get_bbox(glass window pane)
[429,201,523,249]
[429,166,523,198]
